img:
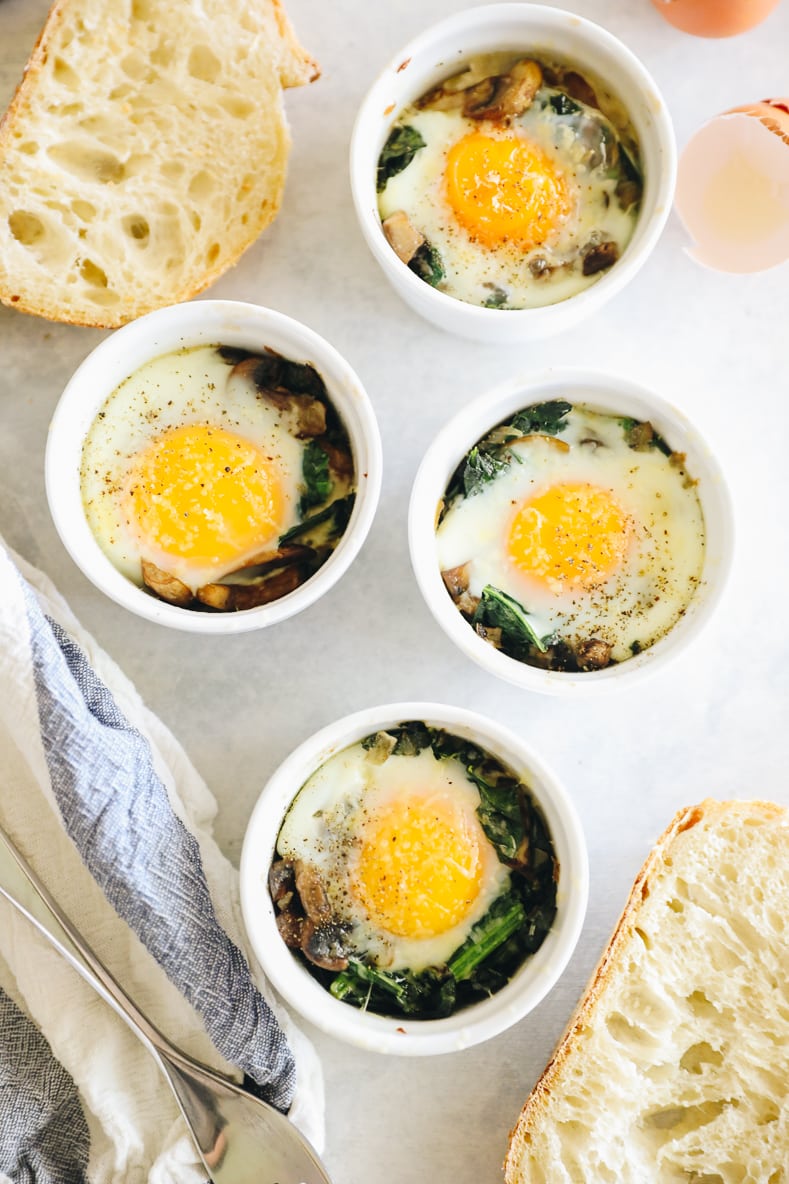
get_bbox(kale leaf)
[472,585,549,654]
[409,240,445,287]
[299,441,333,515]
[510,399,572,436]
[377,124,426,191]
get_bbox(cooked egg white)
[277,743,510,973]
[378,69,640,309]
[436,406,706,663]
[80,345,305,591]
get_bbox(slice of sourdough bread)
[0,0,317,327]
[505,799,789,1184]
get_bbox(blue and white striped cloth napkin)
[0,540,323,1183]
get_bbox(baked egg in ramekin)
[240,701,588,1055]
[409,369,734,695]
[45,300,382,633]
[350,4,676,343]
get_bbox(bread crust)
[0,0,316,327]
[504,797,788,1182]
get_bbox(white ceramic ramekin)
[45,300,382,634]
[240,701,588,1056]
[408,369,734,695]
[350,4,676,344]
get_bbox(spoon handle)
[0,822,166,1059]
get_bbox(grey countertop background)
[2,1,788,1181]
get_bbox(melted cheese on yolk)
[126,423,285,568]
[353,792,484,939]
[508,481,632,592]
[445,130,572,249]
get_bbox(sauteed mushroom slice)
[464,59,543,121]
[269,860,297,907]
[227,354,328,437]
[196,564,304,611]
[624,420,656,451]
[141,560,193,607]
[363,730,398,765]
[276,911,305,948]
[561,69,599,110]
[582,240,619,276]
[576,637,613,670]
[441,563,470,599]
[475,623,503,648]
[290,396,327,438]
[226,351,328,400]
[457,590,480,618]
[319,438,354,479]
[294,860,333,926]
[512,433,571,453]
[416,58,496,110]
[382,210,425,264]
[231,543,315,576]
[300,920,349,973]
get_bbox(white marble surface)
[2,1,789,1181]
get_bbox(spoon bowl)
[0,822,332,1184]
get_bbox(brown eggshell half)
[674,99,789,273]
[650,0,781,38]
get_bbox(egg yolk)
[354,792,484,939]
[445,130,572,249]
[126,423,285,567]
[509,481,631,592]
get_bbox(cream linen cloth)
[0,538,323,1183]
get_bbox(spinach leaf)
[299,441,333,515]
[448,891,526,982]
[330,959,456,1018]
[409,240,445,287]
[510,399,572,436]
[430,730,485,766]
[279,493,355,545]
[361,721,432,757]
[392,720,432,756]
[467,769,523,822]
[463,446,509,497]
[468,765,524,863]
[473,585,549,654]
[446,401,573,505]
[618,143,643,184]
[475,800,523,863]
[377,124,426,191]
[549,92,581,116]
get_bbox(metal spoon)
[0,822,332,1184]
